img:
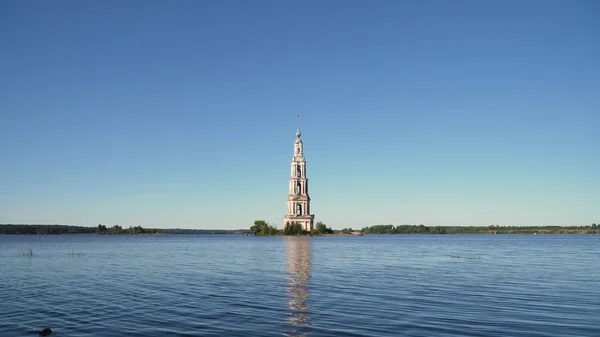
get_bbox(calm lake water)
[1,234,599,337]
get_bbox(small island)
[249,220,335,236]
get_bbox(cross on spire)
[296,114,301,138]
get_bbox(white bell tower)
[284,114,315,232]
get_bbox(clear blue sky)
[1,0,598,229]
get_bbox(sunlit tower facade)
[284,115,315,232]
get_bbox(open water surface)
[1,234,599,337]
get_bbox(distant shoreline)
[0,224,241,235]
[1,224,598,235]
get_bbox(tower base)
[283,214,315,232]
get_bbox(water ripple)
[0,234,599,336]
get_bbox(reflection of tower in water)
[284,237,312,337]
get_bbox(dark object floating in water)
[37,328,52,336]
[450,255,483,260]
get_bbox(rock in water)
[38,328,52,336]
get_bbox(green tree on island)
[312,221,333,235]
[341,228,353,234]
[97,224,107,234]
[250,220,279,236]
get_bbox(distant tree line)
[0,224,96,235]
[249,221,600,236]
[0,224,249,235]
[361,224,447,234]
[3,223,598,236]
[96,224,157,234]
[0,224,238,235]
[0,224,162,235]
[360,224,600,235]
[157,228,238,234]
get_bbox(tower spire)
[296,114,301,138]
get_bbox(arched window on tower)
[296,204,302,216]
[296,182,301,194]
[296,165,301,178]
